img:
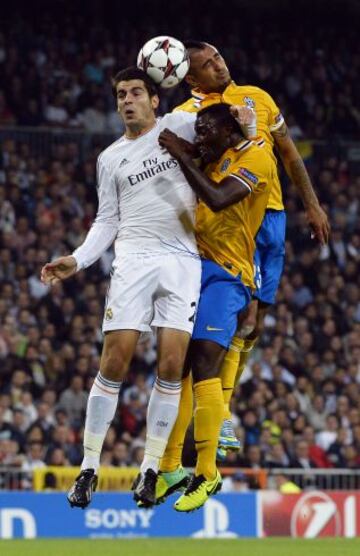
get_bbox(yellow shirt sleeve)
[231,166,260,193]
[259,89,285,132]
[230,149,269,193]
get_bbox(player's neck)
[214,83,229,94]
[125,119,157,140]
[199,80,231,96]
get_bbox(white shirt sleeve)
[72,156,119,270]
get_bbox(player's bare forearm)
[177,153,227,210]
[273,123,330,243]
[159,128,249,211]
[177,153,248,212]
[273,125,319,209]
[289,158,321,209]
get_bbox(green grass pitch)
[1,538,360,556]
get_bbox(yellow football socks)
[219,337,244,420]
[160,374,193,473]
[194,378,224,480]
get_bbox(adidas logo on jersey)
[119,158,130,167]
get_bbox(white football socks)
[140,377,182,474]
[81,372,121,473]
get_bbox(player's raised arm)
[271,116,330,244]
[41,155,119,285]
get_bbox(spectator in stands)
[57,375,87,428]
[290,440,318,469]
[240,445,264,469]
[264,442,291,469]
[308,395,328,431]
[21,442,46,472]
[222,471,250,492]
[111,442,130,467]
[316,414,340,451]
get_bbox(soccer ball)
[137,36,189,89]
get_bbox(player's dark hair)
[183,40,208,51]
[111,66,158,98]
[197,103,243,135]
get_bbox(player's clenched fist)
[41,256,78,285]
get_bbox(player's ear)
[185,72,198,89]
[151,95,160,110]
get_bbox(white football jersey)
[96,110,198,258]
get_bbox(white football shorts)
[102,252,201,335]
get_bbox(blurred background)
[0,0,359,538]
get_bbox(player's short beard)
[126,120,144,134]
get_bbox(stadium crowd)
[0,6,359,139]
[0,4,359,484]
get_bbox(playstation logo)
[192,499,237,538]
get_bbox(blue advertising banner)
[0,492,258,539]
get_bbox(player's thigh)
[102,254,158,333]
[153,254,201,335]
[254,210,286,305]
[192,259,252,350]
[235,298,258,338]
[156,327,191,381]
[189,339,226,383]
[100,329,140,381]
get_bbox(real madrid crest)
[244,96,255,108]
[105,308,113,320]
[220,158,231,173]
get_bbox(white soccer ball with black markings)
[137,36,190,89]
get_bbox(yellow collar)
[191,81,237,102]
[233,139,253,152]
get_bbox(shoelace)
[184,474,205,495]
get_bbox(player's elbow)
[208,198,228,212]
[210,201,224,212]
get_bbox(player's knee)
[236,299,258,338]
[236,316,257,339]
[100,351,129,381]
[157,353,183,381]
[191,352,218,383]
[245,325,260,341]
[247,314,264,340]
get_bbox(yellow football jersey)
[196,139,275,289]
[175,82,284,210]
